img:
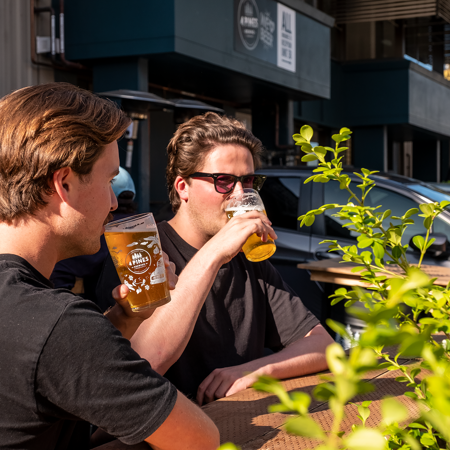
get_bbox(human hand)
[162,251,178,290]
[204,211,278,266]
[196,365,258,405]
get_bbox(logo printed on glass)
[237,0,260,50]
[126,249,151,274]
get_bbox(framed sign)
[234,0,296,73]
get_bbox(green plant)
[236,126,450,450]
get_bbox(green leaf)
[412,235,425,251]
[292,134,307,143]
[345,428,386,450]
[404,208,419,218]
[300,125,313,142]
[285,416,325,439]
[314,146,327,155]
[357,238,373,248]
[332,134,351,143]
[392,245,403,259]
[420,432,436,447]
[334,287,348,295]
[356,403,371,424]
[394,376,409,383]
[340,127,352,135]
[305,215,315,226]
[301,154,318,162]
[267,403,293,413]
[424,216,432,230]
[419,203,434,215]
[351,266,366,273]
[360,251,372,264]
[408,422,427,430]
[440,200,450,208]
[404,391,417,399]
[425,238,436,250]
[313,383,336,401]
[326,342,346,375]
[373,242,384,259]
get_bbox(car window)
[260,177,301,231]
[323,183,423,244]
[405,184,450,205]
[432,216,450,237]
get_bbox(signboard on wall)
[234,0,296,73]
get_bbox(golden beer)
[226,207,276,262]
[104,224,171,311]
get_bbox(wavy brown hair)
[0,82,131,222]
[166,112,263,213]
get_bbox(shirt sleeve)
[35,297,177,445]
[260,261,320,350]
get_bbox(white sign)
[277,3,296,72]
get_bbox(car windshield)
[406,184,450,204]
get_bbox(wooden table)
[297,259,450,287]
[202,356,427,449]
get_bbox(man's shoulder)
[0,254,101,323]
[157,221,197,269]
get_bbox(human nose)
[232,180,245,195]
[110,185,118,211]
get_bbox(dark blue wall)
[65,0,332,100]
[65,1,175,59]
[296,60,410,129]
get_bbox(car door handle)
[315,251,341,260]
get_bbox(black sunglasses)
[188,172,267,194]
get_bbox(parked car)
[257,166,450,329]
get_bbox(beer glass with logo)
[104,213,171,311]
[225,188,276,262]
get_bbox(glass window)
[431,216,450,238]
[405,184,450,205]
[323,183,423,245]
[260,177,301,231]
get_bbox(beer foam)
[226,206,263,217]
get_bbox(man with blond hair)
[99,112,334,405]
[0,83,219,450]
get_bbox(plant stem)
[418,220,433,269]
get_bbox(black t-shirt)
[0,254,177,450]
[97,222,319,399]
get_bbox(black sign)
[234,0,296,72]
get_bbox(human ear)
[51,167,74,203]
[174,176,189,202]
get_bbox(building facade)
[3,0,450,212]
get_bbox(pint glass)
[104,213,171,311]
[225,188,276,262]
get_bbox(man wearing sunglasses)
[99,112,333,405]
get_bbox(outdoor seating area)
[5,1,450,449]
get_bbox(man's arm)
[196,324,334,405]
[131,211,277,375]
[92,391,221,450]
[144,391,219,450]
